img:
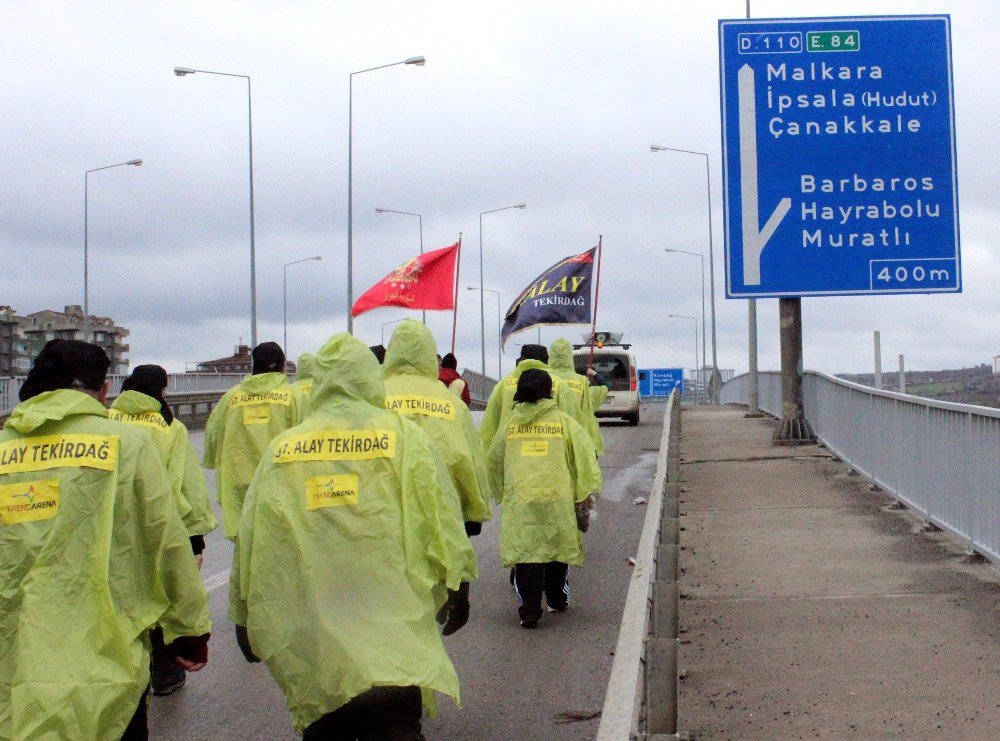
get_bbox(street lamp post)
[376,207,424,323]
[668,313,700,403]
[347,56,426,335]
[664,248,706,382]
[83,158,142,342]
[174,65,258,346]
[381,318,407,346]
[651,145,720,402]
[479,204,525,374]
[283,255,323,358]
[468,286,502,378]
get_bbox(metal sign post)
[719,15,959,442]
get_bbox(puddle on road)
[602,450,658,502]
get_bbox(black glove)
[464,521,482,537]
[439,582,470,636]
[234,625,260,663]
[575,498,593,533]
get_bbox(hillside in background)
[838,364,1000,409]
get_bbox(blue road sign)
[719,16,960,297]
[639,368,684,397]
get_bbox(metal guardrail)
[461,369,497,411]
[598,390,681,740]
[722,370,1000,562]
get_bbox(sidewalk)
[679,406,1000,739]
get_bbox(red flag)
[351,242,460,317]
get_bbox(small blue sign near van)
[719,15,960,297]
[639,368,684,397]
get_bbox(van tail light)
[630,366,637,392]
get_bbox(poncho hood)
[4,389,107,434]
[110,390,161,416]
[296,353,315,382]
[548,338,577,378]
[383,320,438,380]
[311,333,385,409]
[241,372,288,394]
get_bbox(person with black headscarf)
[486,368,601,628]
[478,343,583,452]
[0,340,210,739]
[109,364,218,696]
[203,341,303,540]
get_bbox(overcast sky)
[3,0,996,377]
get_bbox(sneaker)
[519,618,539,629]
[547,605,567,613]
[151,667,186,697]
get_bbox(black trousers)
[302,685,424,740]
[120,687,149,741]
[514,562,569,621]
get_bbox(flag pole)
[451,233,462,353]
[588,236,604,372]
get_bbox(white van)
[573,335,640,426]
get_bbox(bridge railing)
[461,369,497,410]
[598,390,681,739]
[722,370,1000,563]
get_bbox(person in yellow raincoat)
[230,333,476,738]
[479,343,582,451]
[292,351,315,399]
[487,368,602,628]
[549,338,605,457]
[203,341,302,539]
[109,364,218,697]
[0,340,210,740]
[383,319,492,537]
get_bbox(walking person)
[203,341,302,539]
[292,351,316,398]
[0,340,210,739]
[438,352,471,408]
[548,338,605,457]
[384,320,492,537]
[230,333,475,738]
[487,369,601,628]
[479,344,582,451]
[109,364,217,696]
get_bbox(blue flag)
[501,247,597,347]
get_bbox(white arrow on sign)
[739,64,791,286]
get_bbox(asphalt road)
[149,405,663,739]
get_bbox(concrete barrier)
[597,390,681,740]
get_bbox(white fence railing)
[722,371,1000,562]
[2,373,248,415]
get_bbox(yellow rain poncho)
[479,359,581,450]
[549,338,605,457]
[487,397,602,567]
[0,390,210,739]
[230,334,475,733]
[383,320,492,526]
[292,352,315,398]
[203,371,302,538]
[109,390,217,537]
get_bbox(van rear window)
[574,354,631,391]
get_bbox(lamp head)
[375,208,386,213]
[313,255,323,261]
[404,56,426,66]
[174,66,196,76]
[516,203,526,209]
[127,159,143,167]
